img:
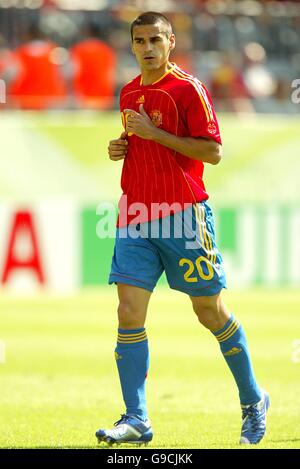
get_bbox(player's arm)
[125,105,222,165]
[147,128,222,165]
[108,131,128,161]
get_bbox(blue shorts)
[109,201,227,297]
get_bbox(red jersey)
[118,63,221,227]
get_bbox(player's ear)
[169,33,175,51]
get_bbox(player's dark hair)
[130,11,172,41]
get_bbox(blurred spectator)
[0,35,19,108]
[8,23,67,110]
[210,52,254,112]
[242,42,277,100]
[0,35,15,79]
[170,13,195,75]
[69,23,116,109]
[170,31,195,75]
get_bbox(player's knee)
[117,301,143,329]
[193,303,223,331]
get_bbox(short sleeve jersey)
[118,63,221,227]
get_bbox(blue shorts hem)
[168,280,227,297]
[109,274,155,293]
[187,285,226,297]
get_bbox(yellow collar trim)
[140,62,176,86]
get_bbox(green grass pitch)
[0,287,299,449]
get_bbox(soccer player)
[70,23,116,109]
[8,23,67,110]
[96,11,269,446]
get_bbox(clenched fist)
[108,131,128,161]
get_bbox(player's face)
[131,23,175,73]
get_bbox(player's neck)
[141,61,172,86]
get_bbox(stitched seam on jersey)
[173,66,214,121]
[170,69,213,122]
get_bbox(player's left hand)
[124,104,156,140]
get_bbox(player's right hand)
[108,132,128,161]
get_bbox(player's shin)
[115,328,149,420]
[212,315,262,406]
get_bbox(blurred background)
[0,0,299,292]
[1,0,300,112]
[0,0,300,449]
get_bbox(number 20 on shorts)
[179,256,214,282]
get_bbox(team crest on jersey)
[207,121,217,134]
[150,110,162,127]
